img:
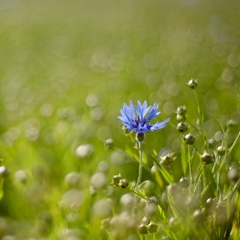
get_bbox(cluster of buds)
[176,79,199,145]
[176,105,187,122]
[176,106,195,145]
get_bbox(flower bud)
[148,222,158,233]
[138,224,148,234]
[183,134,195,145]
[228,165,239,182]
[160,154,174,166]
[186,79,198,89]
[217,146,226,156]
[176,106,187,116]
[193,209,204,224]
[227,119,237,127]
[176,114,186,122]
[205,198,215,212]
[112,174,123,186]
[105,139,114,149]
[169,217,179,230]
[177,122,188,133]
[0,166,9,177]
[118,178,128,188]
[208,138,215,149]
[142,216,150,225]
[201,152,213,164]
[136,133,145,143]
[179,177,190,188]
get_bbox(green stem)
[136,141,143,188]
[193,90,208,150]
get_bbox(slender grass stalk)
[193,90,208,150]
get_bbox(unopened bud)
[177,122,188,133]
[176,106,187,116]
[136,133,145,143]
[201,152,213,164]
[228,166,239,182]
[112,174,122,186]
[186,79,198,89]
[138,224,148,234]
[184,134,195,145]
[118,178,128,189]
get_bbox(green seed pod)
[118,178,128,189]
[177,122,188,133]
[176,114,186,122]
[201,152,212,164]
[148,222,158,233]
[227,119,237,127]
[217,146,226,156]
[179,177,190,188]
[183,134,195,145]
[193,209,204,224]
[142,216,150,225]
[138,224,148,234]
[228,165,239,182]
[205,198,216,213]
[160,154,174,166]
[105,139,114,149]
[112,174,123,186]
[208,138,215,149]
[169,217,179,231]
[176,106,187,116]
[136,133,145,143]
[186,79,198,89]
[0,166,9,177]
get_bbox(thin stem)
[193,90,208,150]
[136,141,143,188]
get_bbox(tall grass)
[0,0,239,239]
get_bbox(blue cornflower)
[118,101,170,135]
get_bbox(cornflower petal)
[147,103,160,120]
[150,118,170,131]
[118,101,169,134]
[136,101,148,121]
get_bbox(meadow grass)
[0,0,240,239]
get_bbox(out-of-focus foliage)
[0,0,239,239]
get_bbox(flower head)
[118,101,170,134]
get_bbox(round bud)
[217,146,225,156]
[176,114,186,122]
[136,133,145,143]
[105,139,114,149]
[179,177,190,188]
[138,224,148,234]
[186,79,198,89]
[183,134,195,145]
[0,166,9,177]
[193,209,204,224]
[118,178,128,189]
[112,174,123,186]
[148,222,158,233]
[201,152,212,164]
[228,166,239,182]
[176,106,187,116]
[160,155,173,166]
[177,122,188,133]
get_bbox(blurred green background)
[0,0,240,238]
